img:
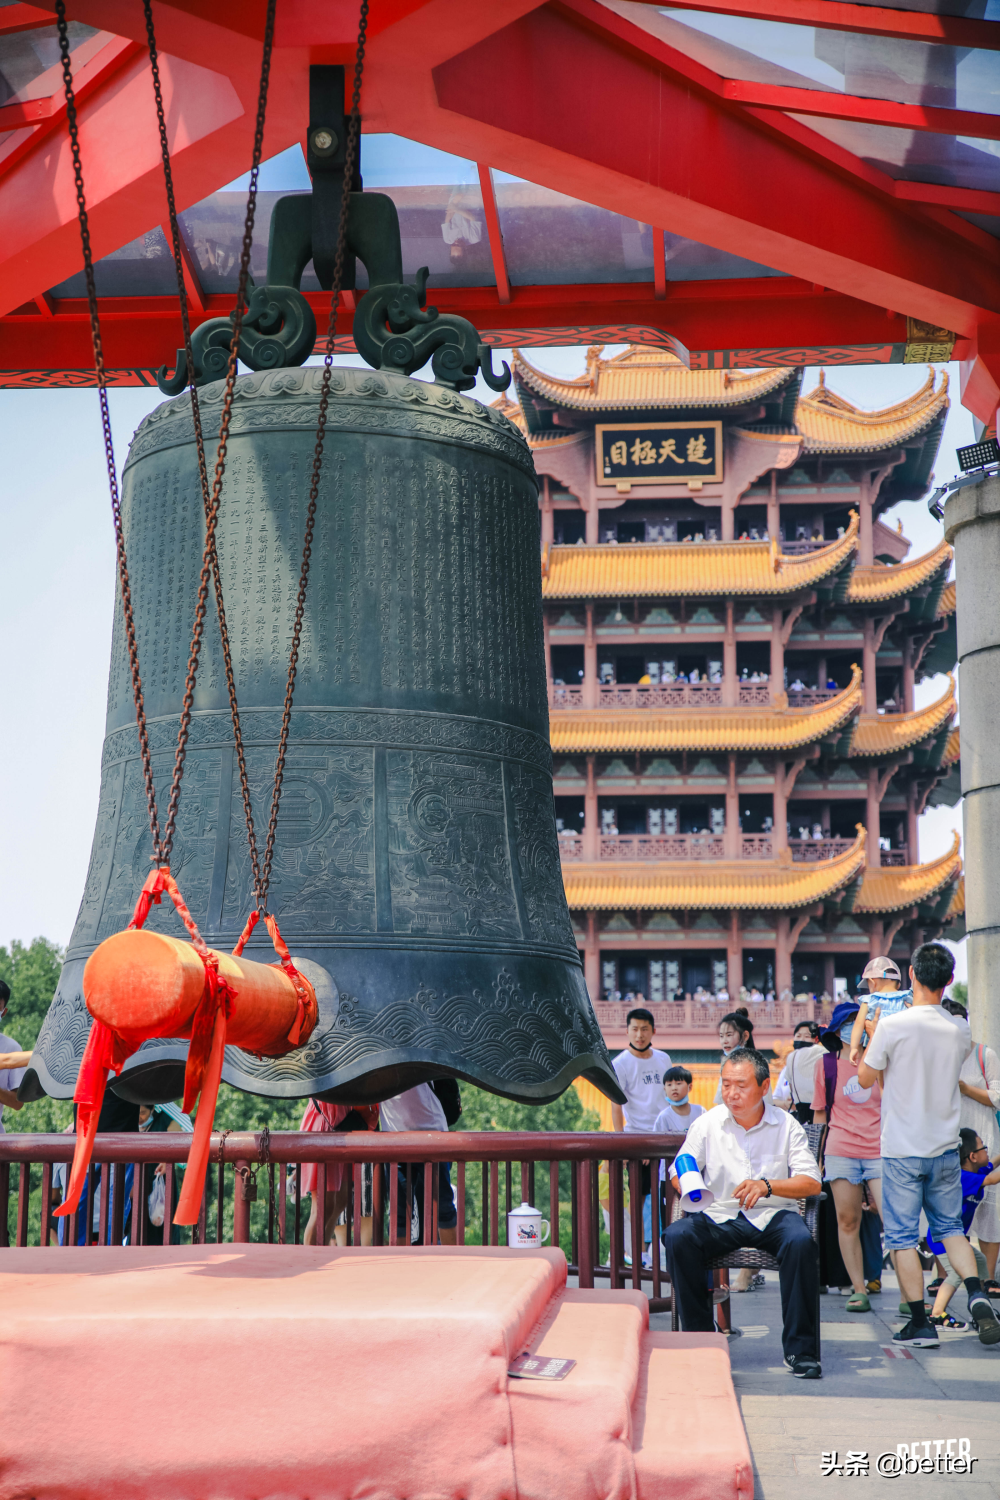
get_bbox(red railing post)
[16,1163,30,1248]
[233,1159,251,1243]
[40,1162,53,1248]
[608,1158,623,1288]
[314,1161,327,1246]
[628,1159,643,1292]
[0,1159,9,1248]
[576,1159,595,1289]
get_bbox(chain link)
[160,0,278,868]
[55,0,162,859]
[258,0,370,908]
[142,0,264,902]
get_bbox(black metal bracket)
[157,65,510,394]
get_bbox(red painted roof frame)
[0,0,997,420]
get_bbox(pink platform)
[0,1245,752,1500]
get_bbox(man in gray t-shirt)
[0,981,26,1133]
[859,943,999,1349]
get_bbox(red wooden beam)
[0,278,938,377]
[0,3,56,34]
[723,79,1000,143]
[652,229,666,302]
[627,0,1000,52]
[429,3,1000,337]
[0,35,140,183]
[477,164,512,305]
[893,181,1000,217]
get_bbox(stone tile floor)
[648,1269,1000,1500]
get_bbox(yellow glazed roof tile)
[513,345,793,411]
[550,666,862,754]
[542,513,858,599]
[855,834,962,913]
[562,830,866,910]
[949,875,965,917]
[796,369,949,454]
[942,726,960,767]
[850,679,956,758]
[937,581,956,618]
[846,540,952,605]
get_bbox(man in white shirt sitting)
[662,1047,823,1378]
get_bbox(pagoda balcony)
[550,682,726,710]
[558,834,880,862]
[786,686,840,707]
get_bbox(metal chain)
[159,0,278,867]
[258,0,370,909]
[141,0,264,903]
[55,0,162,859]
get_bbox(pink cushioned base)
[0,1246,750,1500]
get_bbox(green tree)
[948,981,968,1008]
[0,937,73,1136]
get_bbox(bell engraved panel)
[221,746,375,935]
[386,750,520,939]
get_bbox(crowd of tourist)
[609,944,1000,1377]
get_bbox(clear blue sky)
[1,353,973,978]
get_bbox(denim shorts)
[824,1155,882,1186]
[882,1153,966,1249]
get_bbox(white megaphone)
[674,1152,714,1213]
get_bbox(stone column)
[773,763,788,855]
[866,767,882,868]
[767,469,780,544]
[585,910,600,1002]
[770,607,784,698]
[902,635,915,713]
[906,780,919,864]
[859,472,874,566]
[727,909,743,994]
[862,617,878,714]
[583,754,598,860]
[823,954,836,1001]
[723,600,737,708]
[585,493,600,546]
[775,913,791,998]
[945,473,1000,1052]
[540,476,554,552]
[725,753,739,857]
[583,601,598,708]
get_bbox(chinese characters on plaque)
[595,422,723,485]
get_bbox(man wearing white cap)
[848,956,911,1066]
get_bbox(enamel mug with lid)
[507,1200,551,1248]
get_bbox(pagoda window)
[553,512,586,546]
[616,520,647,544]
[553,796,585,837]
[738,795,771,834]
[742,951,775,1001]
[550,644,583,685]
[736,643,770,683]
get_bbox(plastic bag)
[148,1172,166,1227]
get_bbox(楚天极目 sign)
[596,422,723,485]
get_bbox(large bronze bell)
[26,367,621,1107]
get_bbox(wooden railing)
[594,1000,835,1033]
[0,1131,684,1310]
[599,833,725,860]
[597,683,722,708]
[559,833,863,863]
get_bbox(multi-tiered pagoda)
[498,346,964,1052]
